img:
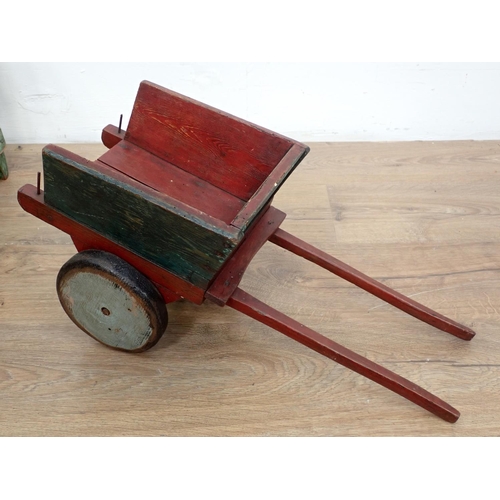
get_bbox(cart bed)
[41,81,309,290]
[98,140,245,225]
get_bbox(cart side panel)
[42,148,239,289]
[230,143,310,231]
[125,81,295,201]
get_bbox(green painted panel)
[0,128,8,180]
[43,149,240,289]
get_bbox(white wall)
[1,62,499,144]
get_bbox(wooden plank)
[98,140,245,225]
[42,146,242,289]
[231,144,309,231]
[228,288,460,423]
[269,228,476,341]
[18,185,205,304]
[206,207,287,306]
[45,145,239,237]
[125,81,298,200]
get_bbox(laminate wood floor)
[1,141,499,436]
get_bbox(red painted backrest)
[125,81,295,201]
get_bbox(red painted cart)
[18,81,475,423]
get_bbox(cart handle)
[269,229,475,341]
[228,287,460,423]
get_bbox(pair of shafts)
[228,229,474,423]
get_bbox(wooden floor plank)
[1,141,499,435]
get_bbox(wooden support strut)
[228,287,460,423]
[269,229,476,341]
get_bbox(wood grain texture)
[102,80,309,232]
[270,228,476,341]
[2,141,500,436]
[125,81,304,201]
[98,140,245,225]
[42,145,241,289]
[18,184,205,304]
[231,144,310,232]
[228,288,460,422]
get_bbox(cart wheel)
[56,250,168,352]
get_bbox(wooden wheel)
[56,250,168,352]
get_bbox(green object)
[0,128,8,180]
[42,147,240,289]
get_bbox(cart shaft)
[269,229,475,341]
[228,287,460,423]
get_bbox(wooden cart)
[18,81,475,423]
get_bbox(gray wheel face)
[57,250,168,352]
